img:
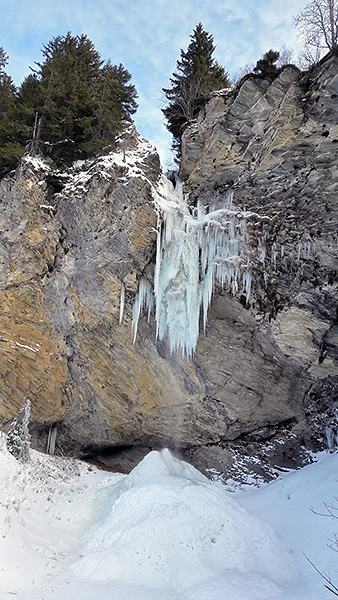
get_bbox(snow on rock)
[22,155,51,173]
[60,129,158,199]
[70,449,293,595]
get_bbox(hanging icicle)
[119,282,125,326]
[46,423,58,455]
[132,278,154,343]
[132,176,256,356]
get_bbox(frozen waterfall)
[132,175,253,357]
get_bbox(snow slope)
[0,434,337,599]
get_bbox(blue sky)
[0,0,308,165]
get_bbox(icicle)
[306,241,311,258]
[242,271,252,301]
[46,424,57,455]
[271,242,277,267]
[132,278,154,343]
[258,237,266,264]
[119,283,125,325]
[297,242,302,261]
[150,175,252,356]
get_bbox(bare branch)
[303,552,338,596]
[295,0,338,61]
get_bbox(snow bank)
[72,449,293,596]
[3,437,335,600]
[0,434,119,596]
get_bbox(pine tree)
[96,61,138,146]
[16,33,138,165]
[0,47,25,177]
[16,73,45,154]
[162,23,230,161]
[254,50,280,79]
[6,399,31,463]
[34,33,103,162]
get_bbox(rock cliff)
[0,52,337,477]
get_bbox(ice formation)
[132,278,154,343]
[72,449,293,591]
[46,424,58,455]
[130,175,314,356]
[118,282,125,326]
[132,176,253,356]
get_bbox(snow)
[1,435,338,600]
[22,155,50,172]
[60,131,158,199]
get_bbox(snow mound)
[0,434,114,595]
[73,449,294,595]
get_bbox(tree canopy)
[295,0,338,64]
[254,50,280,78]
[162,23,230,161]
[0,34,138,174]
[0,47,25,177]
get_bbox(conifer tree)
[17,33,138,165]
[162,23,230,161]
[16,73,44,154]
[32,33,103,162]
[0,47,24,177]
[6,399,31,463]
[96,61,138,145]
[254,50,280,78]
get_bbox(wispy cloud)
[0,0,308,164]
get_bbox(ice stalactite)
[130,175,315,356]
[119,283,125,326]
[153,178,253,356]
[46,423,57,455]
[132,176,253,357]
[132,278,154,343]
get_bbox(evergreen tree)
[32,33,103,162]
[0,47,24,177]
[17,33,138,165]
[16,73,45,154]
[6,399,31,463]
[254,50,280,78]
[96,61,138,145]
[162,23,230,161]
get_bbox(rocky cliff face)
[0,53,337,477]
[180,52,338,473]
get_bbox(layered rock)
[180,52,338,472]
[0,53,337,476]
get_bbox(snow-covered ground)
[1,433,337,599]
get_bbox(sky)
[0,0,309,165]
